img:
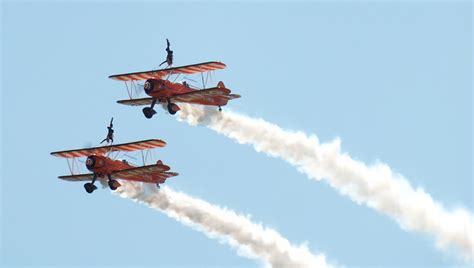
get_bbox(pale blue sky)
[1,1,472,267]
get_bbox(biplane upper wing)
[109,61,226,81]
[171,87,241,106]
[50,139,166,158]
[113,164,178,184]
[58,173,95,181]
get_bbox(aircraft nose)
[144,80,156,94]
[144,81,151,90]
[86,156,95,170]
[144,79,166,95]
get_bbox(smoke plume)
[177,104,474,262]
[116,182,332,268]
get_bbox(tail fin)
[217,81,225,88]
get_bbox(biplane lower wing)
[50,139,166,158]
[109,61,226,81]
[117,88,240,107]
[171,87,241,106]
[58,164,178,184]
[113,164,178,184]
[117,97,154,106]
[59,173,95,181]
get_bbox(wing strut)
[124,81,132,99]
[66,157,81,175]
[66,158,73,174]
[140,149,152,166]
[201,72,205,89]
[141,150,145,166]
[172,73,181,83]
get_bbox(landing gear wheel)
[84,183,97,194]
[156,183,161,189]
[218,106,222,112]
[108,179,121,191]
[167,103,180,115]
[142,107,157,119]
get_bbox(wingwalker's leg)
[84,173,98,194]
[142,98,157,119]
[107,174,121,191]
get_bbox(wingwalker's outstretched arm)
[159,38,173,67]
[166,38,171,52]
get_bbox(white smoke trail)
[177,104,474,262]
[116,182,332,268]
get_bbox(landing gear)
[156,183,161,189]
[142,98,157,119]
[142,107,157,119]
[167,99,180,115]
[218,106,222,112]
[84,182,97,194]
[107,174,121,191]
[84,173,98,194]
[108,180,121,190]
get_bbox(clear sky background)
[1,1,472,267]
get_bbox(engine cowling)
[85,156,96,170]
[85,155,105,171]
[144,79,165,95]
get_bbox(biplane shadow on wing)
[51,139,178,194]
[109,62,241,118]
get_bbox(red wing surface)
[58,173,95,181]
[171,87,241,106]
[117,97,154,106]
[51,139,166,158]
[113,164,178,184]
[109,62,226,81]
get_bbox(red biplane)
[51,139,178,194]
[109,61,241,119]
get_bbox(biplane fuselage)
[85,154,133,177]
[144,79,194,99]
[143,78,233,107]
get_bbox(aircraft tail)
[217,81,225,88]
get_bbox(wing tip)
[153,139,167,147]
[50,151,69,158]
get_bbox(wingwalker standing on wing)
[100,117,114,144]
[159,38,173,67]
[51,119,178,194]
